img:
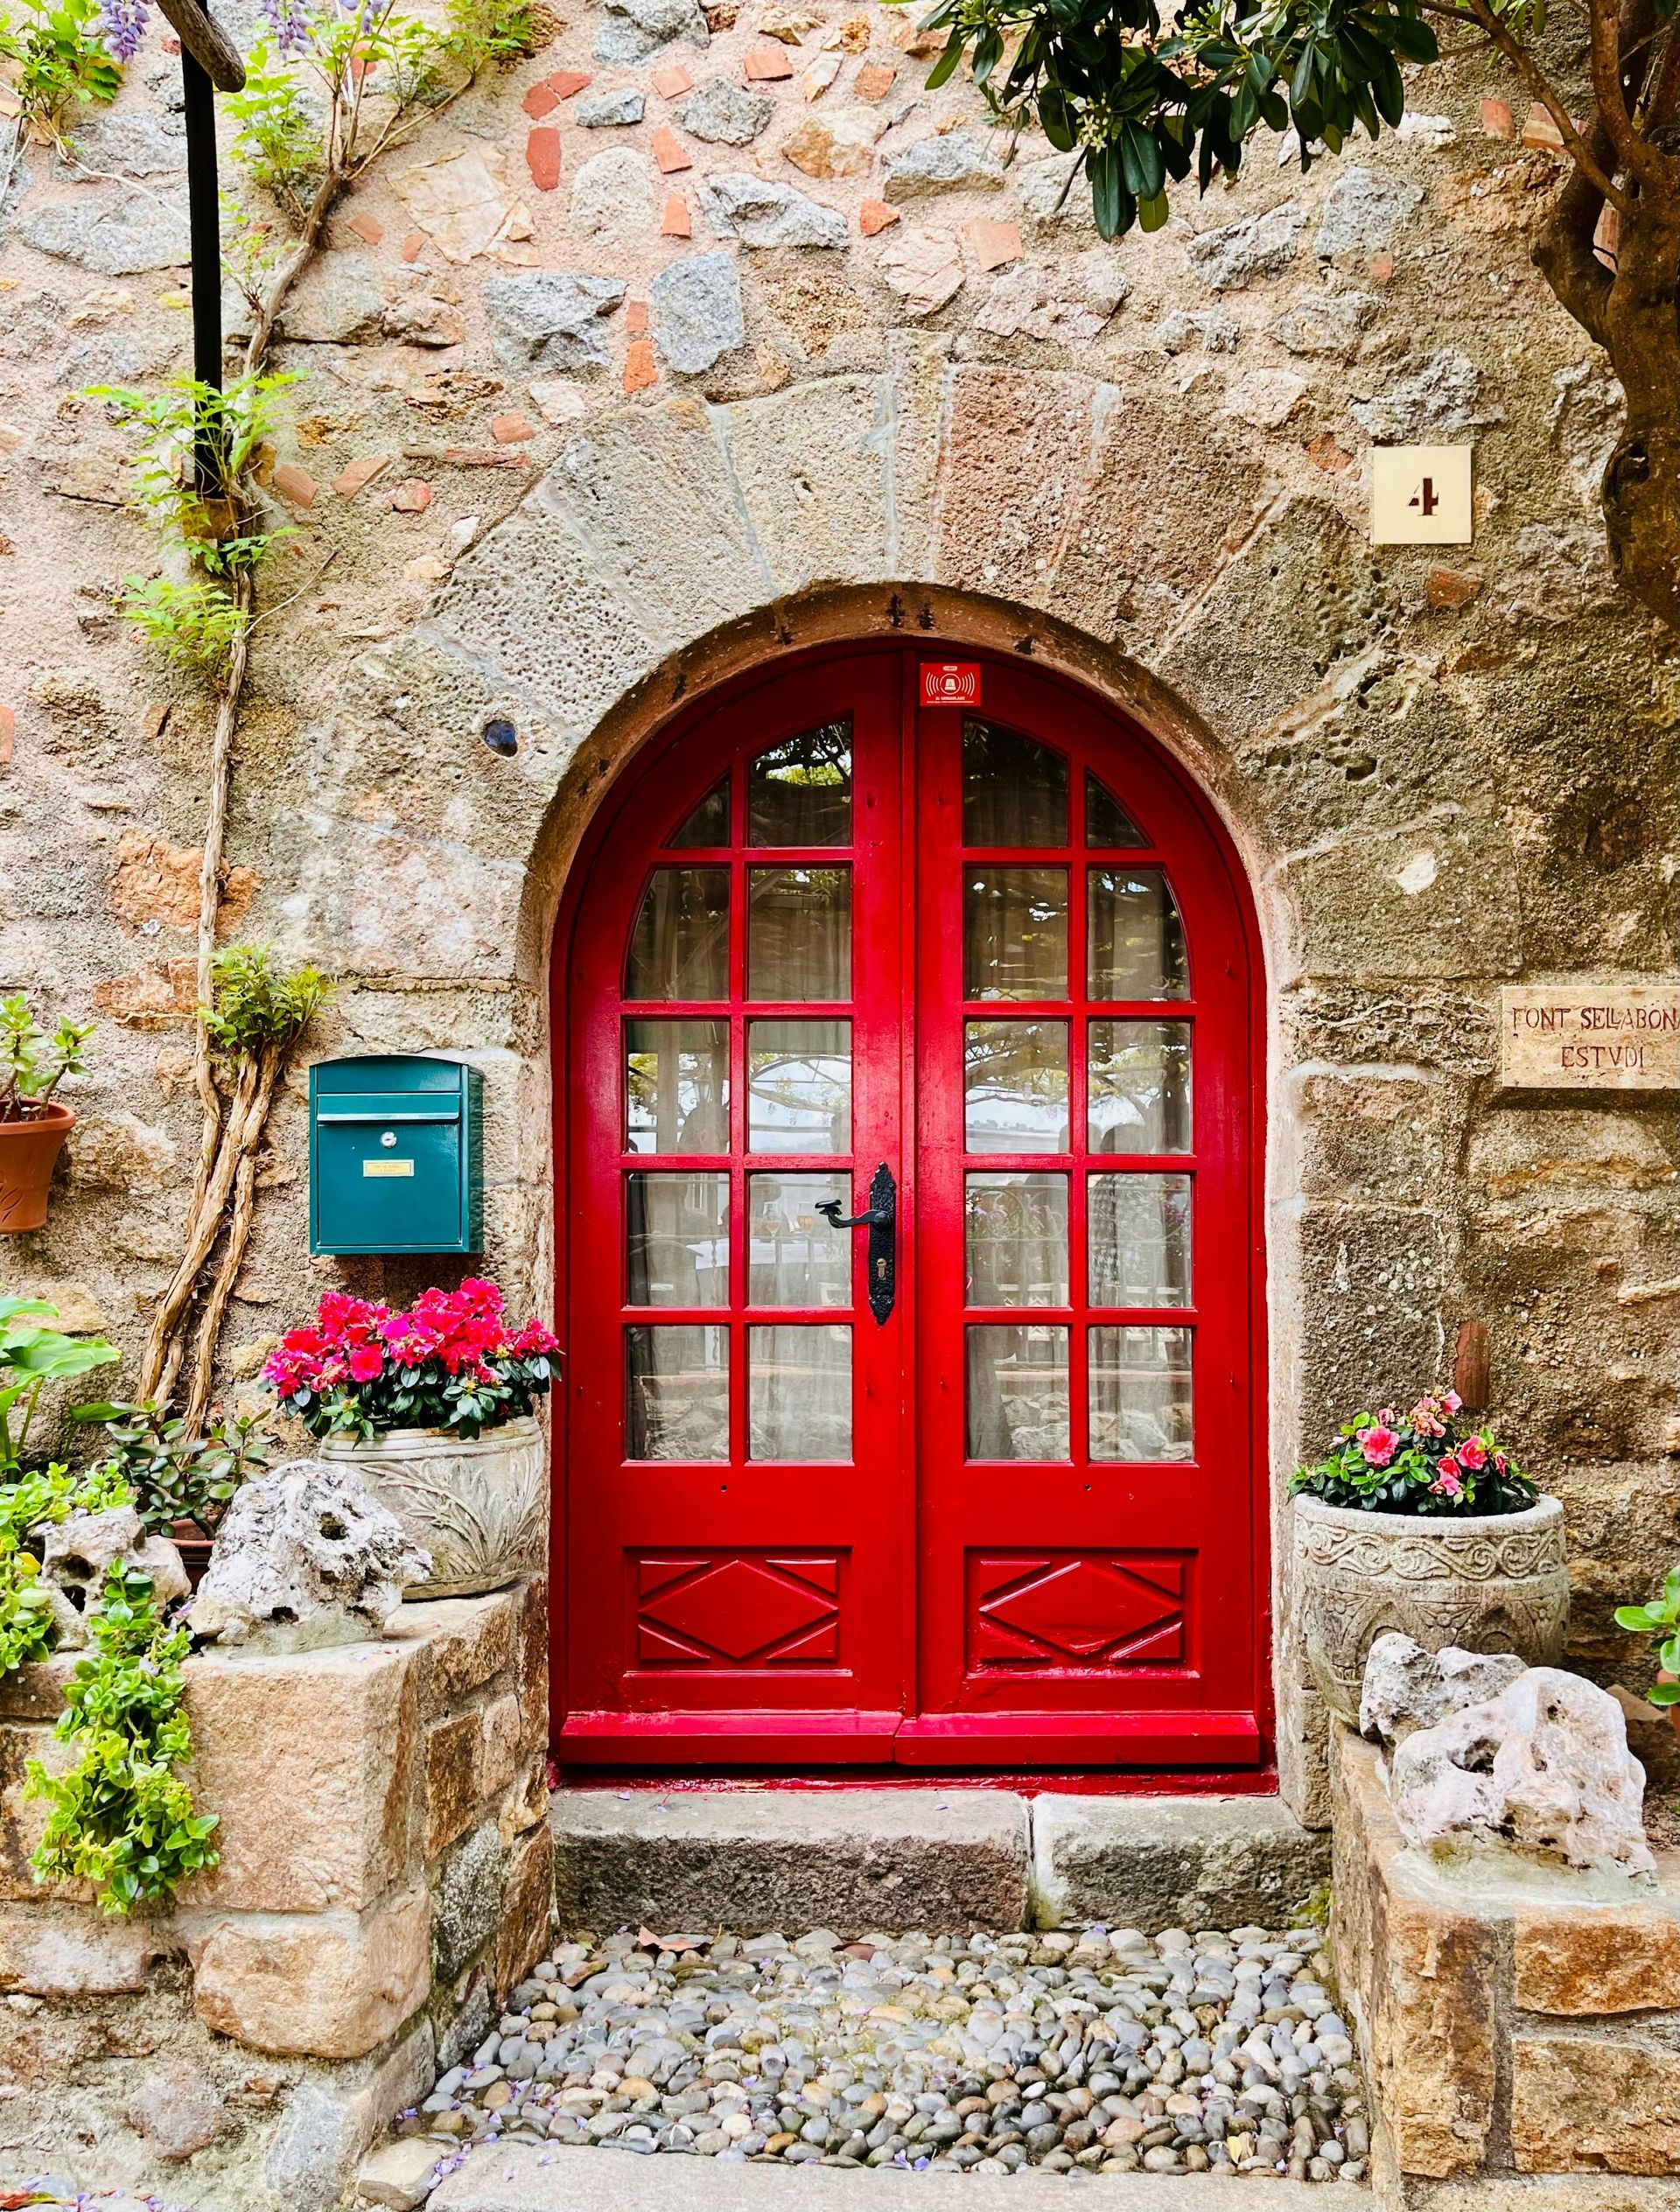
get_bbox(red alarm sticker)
[920,661,981,709]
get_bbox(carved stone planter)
[1292,1493,1570,1725]
[321,1417,546,1599]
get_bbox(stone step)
[550,1788,1329,1940]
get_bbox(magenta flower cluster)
[1291,1390,1536,1518]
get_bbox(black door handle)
[816,1161,896,1326]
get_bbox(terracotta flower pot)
[0,1102,74,1233]
[1292,1492,1571,1725]
[321,1414,547,1599]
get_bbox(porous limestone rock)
[569,149,656,248]
[881,131,1005,200]
[594,0,708,64]
[18,186,190,272]
[1389,1667,1656,1882]
[38,1506,189,1646]
[676,77,774,145]
[1350,346,1501,441]
[698,174,848,248]
[484,270,626,368]
[648,251,744,374]
[1186,200,1303,289]
[190,1461,430,1654]
[1359,1631,1530,1748]
[1315,165,1424,256]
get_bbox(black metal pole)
[180,47,224,500]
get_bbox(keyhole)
[381,1130,396,1148]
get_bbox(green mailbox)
[309,1056,482,1256]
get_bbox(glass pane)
[965,1325,1069,1460]
[747,721,852,846]
[962,719,1068,848]
[1088,1019,1192,1152]
[749,1325,851,1460]
[626,1173,728,1306]
[963,868,1068,1001]
[668,776,729,849]
[626,867,730,1000]
[965,1173,1068,1306]
[626,1324,729,1460]
[964,1020,1068,1153]
[626,1019,729,1154]
[749,1172,850,1306]
[1088,868,1188,999]
[1089,1326,1194,1462]
[747,866,851,1000]
[1088,1172,1193,1307]
[1086,773,1147,849]
[748,1020,850,1153]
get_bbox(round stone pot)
[1292,1492,1570,1725]
[322,1415,547,1599]
[0,1102,74,1233]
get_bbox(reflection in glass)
[749,1325,851,1460]
[1086,773,1147,850]
[962,720,1068,848]
[626,1020,729,1154]
[964,868,1068,1001]
[965,1325,1069,1460]
[749,1173,850,1306]
[747,867,851,1000]
[964,1021,1068,1153]
[1088,1173,1192,1306]
[1089,1326,1194,1461]
[1088,1020,1192,1152]
[626,1324,728,1460]
[1088,868,1188,999]
[747,721,852,846]
[626,1174,728,1307]
[625,867,730,1000]
[668,776,730,849]
[965,1174,1069,1306]
[748,1021,851,1153]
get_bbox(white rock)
[1389,1666,1656,1882]
[877,228,963,318]
[974,255,1128,345]
[570,147,657,247]
[1223,368,1307,428]
[189,1460,430,1654]
[38,1506,189,1645]
[1359,1631,1529,1748]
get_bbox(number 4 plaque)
[1368,444,1474,545]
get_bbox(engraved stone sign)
[1500,984,1680,1089]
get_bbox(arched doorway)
[553,646,1267,1768]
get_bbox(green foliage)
[0,1460,135,1676]
[441,0,542,74]
[25,1564,219,1914]
[84,371,296,556]
[1615,1569,1680,1708]
[74,1399,271,1539]
[1291,1389,1537,1517]
[0,991,94,1123]
[115,575,248,671]
[0,1292,121,1471]
[0,0,122,143]
[227,40,325,202]
[895,0,1446,236]
[201,943,332,1059]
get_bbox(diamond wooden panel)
[968,1550,1188,1670]
[634,1553,844,1667]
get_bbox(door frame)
[545,639,1272,1773]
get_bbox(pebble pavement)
[398,1922,1369,2190]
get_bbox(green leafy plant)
[0,1460,135,1676]
[74,1400,271,1539]
[25,1563,219,1914]
[226,39,325,210]
[1292,1389,1537,1517]
[114,576,250,671]
[1615,1569,1680,1711]
[0,0,122,145]
[0,1292,121,1470]
[0,994,94,1124]
[84,371,296,563]
[200,942,332,1056]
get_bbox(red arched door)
[556,649,1266,1768]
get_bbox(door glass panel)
[963,1020,1068,1153]
[963,868,1068,1000]
[625,1019,730,1153]
[749,1173,851,1306]
[747,721,852,846]
[668,776,729,849]
[1088,1326,1194,1462]
[626,1324,729,1460]
[965,1325,1069,1460]
[962,720,1068,848]
[748,1020,851,1152]
[626,1173,729,1306]
[1088,1172,1193,1307]
[1088,1020,1192,1152]
[747,867,851,1000]
[964,1173,1069,1306]
[749,1325,852,1460]
[626,867,730,1000]
[1088,868,1188,999]
[1086,773,1147,850]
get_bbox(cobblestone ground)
[402,1922,1370,2188]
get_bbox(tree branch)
[1532,116,1616,346]
[1455,0,1637,207]
[1588,0,1664,179]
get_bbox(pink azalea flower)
[1431,1465,1463,1498]
[1360,1424,1399,1466]
[1457,1434,1488,1471]
[1410,1400,1445,1437]
[1442,1390,1462,1415]
[347,1346,384,1382]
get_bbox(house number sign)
[1499,984,1680,1089]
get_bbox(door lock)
[816,1161,897,1326]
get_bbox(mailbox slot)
[309,1057,482,1256]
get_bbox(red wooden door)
[556,649,1265,1768]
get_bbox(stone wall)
[0,0,1675,1812]
[0,1581,551,2208]
[1330,1726,1680,2206]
